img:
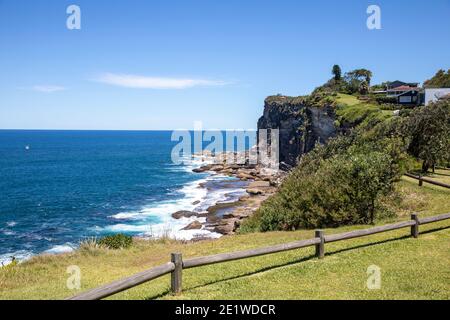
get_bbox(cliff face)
[257,95,336,168]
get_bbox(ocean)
[0,130,248,265]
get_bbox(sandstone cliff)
[257,95,337,168]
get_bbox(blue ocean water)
[0,130,247,264]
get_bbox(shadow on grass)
[145,224,450,300]
[431,172,450,177]
[420,225,450,235]
[144,253,316,300]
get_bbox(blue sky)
[0,0,449,130]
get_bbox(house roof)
[388,85,420,92]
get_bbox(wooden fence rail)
[67,212,450,300]
[405,173,450,189]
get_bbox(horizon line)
[0,128,258,132]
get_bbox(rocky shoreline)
[171,153,287,238]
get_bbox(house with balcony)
[373,81,422,105]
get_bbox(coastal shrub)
[375,96,398,105]
[336,102,381,127]
[242,132,407,232]
[98,234,133,250]
[79,237,104,253]
[423,69,450,88]
[402,98,450,173]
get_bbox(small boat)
[25,145,30,150]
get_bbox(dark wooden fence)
[404,173,450,189]
[67,212,450,300]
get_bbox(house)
[395,89,421,105]
[386,81,419,90]
[424,88,450,106]
[386,85,420,96]
[372,81,421,105]
[373,81,420,105]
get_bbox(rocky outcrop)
[171,211,197,219]
[182,221,203,230]
[257,95,337,167]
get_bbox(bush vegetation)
[423,69,450,88]
[97,234,133,250]
[242,81,450,232]
[404,97,450,172]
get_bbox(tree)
[246,133,404,231]
[359,81,369,95]
[332,65,342,81]
[423,69,450,88]
[405,97,450,173]
[343,69,373,94]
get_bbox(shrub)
[375,96,398,105]
[403,98,450,172]
[242,133,407,232]
[98,234,133,249]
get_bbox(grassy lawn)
[423,169,450,185]
[335,93,391,125]
[336,93,361,106]
[0,177,449,300]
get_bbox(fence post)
[418,175,423,187]
[315,230,325,259]
[411,214,419,238]
[171,253,183,295]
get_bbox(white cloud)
[94,73,229,89]
[32,85,66,93]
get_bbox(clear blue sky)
[0,0,449,130]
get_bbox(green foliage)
[248,68,448,233]
[332,64,342,81]
[246,132,407,231]
[343,69,373,94]
[264,94,307,106]
[335,94,394,128]
[423,69,450,88]
[98,234,133,250]
[336,102,381,127]
[371,82,390,91]
[304,81,339,108]
[403,98,450,172]
[374,95,398,105]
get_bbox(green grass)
[0,177,449,300]
[422,169,450,186]
[336,93,361,107]
[335,93,391,126]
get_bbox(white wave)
[44,244,75,254]
[110,212,144,220]
[103,156,246,241]
[104,174,232,240]
[109,177,208,221]
[0,250,33,266]
[168,155,215,173]
[6,221,17,227]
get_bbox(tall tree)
[405,97,450,172]
[423,69,450,88]
[332,65,342,81]
[343,69,373,94]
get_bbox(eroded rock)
[182,221,203,230]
